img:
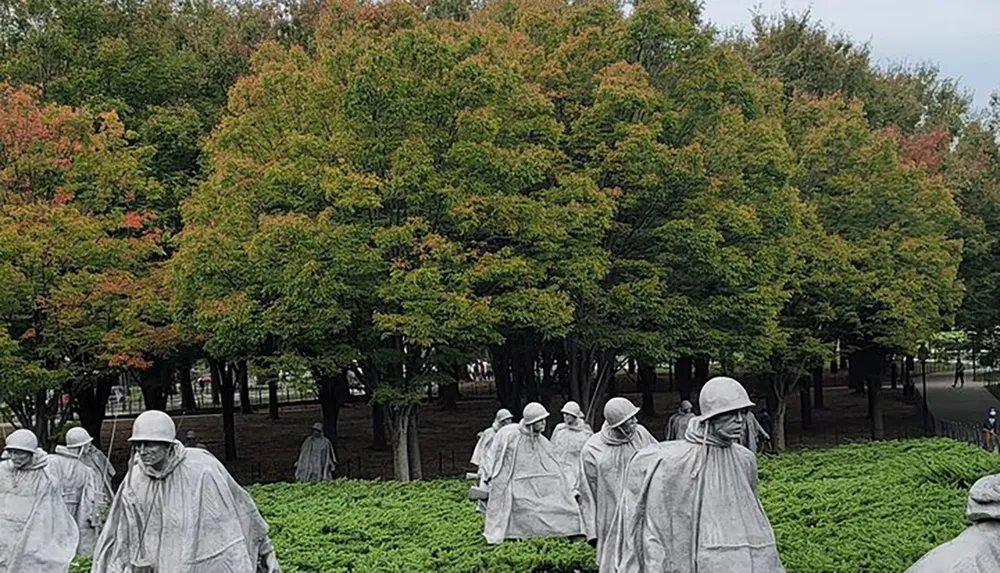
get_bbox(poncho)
[471,424,503,513]
[0,450,79,572]
[550,420,594,490]
[91,442,274,572]
[471,426,499,470]
[906,474,1000,572]
[578,423,657,566]
[48,447,103,556]
[741,412,769,454]
[601,418,783,573]
[665,411,696,441]
[294,434,337,482]
[482,423,583,544]
[79,446,115,501]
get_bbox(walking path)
[923,370,1000,426]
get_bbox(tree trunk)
[178,360,196,411]
[890,360,898,390]
[693,356,709,390]
[237,360,252,415]
[139,363,170,411]
[267,373,279,420]
[849,354,865,395]
[867,348,885,441]
[213,360,238,461]
[765,374,778,416]
[73,374,114,449]
[34,390,49,446]
[812,366,825,409]
[372,403,388,450]
[407,406,422,480]
[441,365,461,411]
[774,397,787,451]
[441,380,459,410]
[904,355,915,399]
[492,344,518,413]
[800,383,812,429]
[637,360,656,416]
[317,369,348,446]
[210,363,221,406]
[389,405,411,482]
[566,338,582,406]
[599,351,617,400]
[676,356,693,402]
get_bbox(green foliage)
[72,439,1000,573]
[0,84,165,430]
[784,95,964,351]
[761,439,1000,572]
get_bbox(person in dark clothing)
[954,358,965,388]
[904,355,916,398]
[758,410,774,453]
[984,408,998,453]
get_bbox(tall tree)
[0,84,163,446]
[785,95,964,438]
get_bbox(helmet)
[311,422,324,432]
[968,474,1000,523]
[604,397,640,429]
[522,403,549,425]
[494,409,513,424]
[698,377,754,420]
[65,427,94,449]
[128,410,176,443]
[5,429,38,453]
[561,401,584,419]
[679,400,693,413]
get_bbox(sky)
[700,0,1000,111]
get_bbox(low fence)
[105,384,324,418]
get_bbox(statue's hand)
[263,550,281,573]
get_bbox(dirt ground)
[96,377,926,485]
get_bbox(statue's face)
[135,441,171,469]
[713,410,746,442]
[530,420,546,434]
[619,417,638,436]
[563,413,576,425]
[497,418,512,428]
[8,450,32,469]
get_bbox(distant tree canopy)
[0,0,996,464]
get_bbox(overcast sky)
[700,0,1000,110]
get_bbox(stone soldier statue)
[665,400,695,441]
[549,401,593,489]
[481,402,582,544]
[0,429,78,572]
[64,426,115,500]
[49,435,104,555]
[294,422,337,482]
[578,397,657,565]
[907,473,1000,572]
[602,377,784,573]
[91,410,281,573]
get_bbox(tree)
[175,0,622,479]
[0,84,163,446]
[785,95,964,438]
[739,10,969,136]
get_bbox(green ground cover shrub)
[72,438,1000,572]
